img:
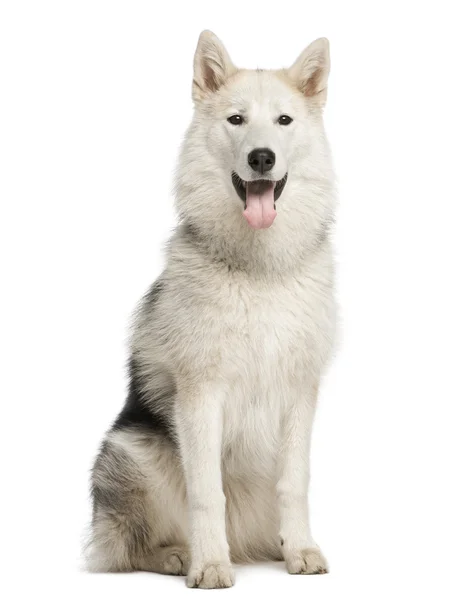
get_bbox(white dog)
[87,30,337,589]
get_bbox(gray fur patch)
[91,440,153,560]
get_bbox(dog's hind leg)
[87,428,188,574]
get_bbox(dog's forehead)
[218,70,301,113]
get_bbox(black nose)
[248,148,276,174]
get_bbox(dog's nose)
[248,148,276,174]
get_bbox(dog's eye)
[227,114,244,125]
[278,115,293,125]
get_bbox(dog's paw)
[285,547,329,575]
[161,547,190,576]
[187,562,235,589]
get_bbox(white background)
[1,1,468,598]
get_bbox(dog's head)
[177,31,331,232]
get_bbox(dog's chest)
[213,275,322,474]
[164,263,333,474]
[216,273,325,386]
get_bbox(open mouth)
[231,172,288,204]
[231,172,288,230]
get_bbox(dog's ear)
[288,38,330,103]
[193,31,237,101]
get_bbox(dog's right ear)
[193,31,237,102]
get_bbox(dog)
[87,30,337,589]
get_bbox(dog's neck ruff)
[178,214,331,279]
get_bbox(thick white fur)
[89,31,337,589]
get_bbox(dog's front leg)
[277,383,329,575]
[175,383,234,589]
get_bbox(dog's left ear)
[288,38,330,104]
[193,30,237,102]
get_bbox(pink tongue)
[243,182,277,229]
